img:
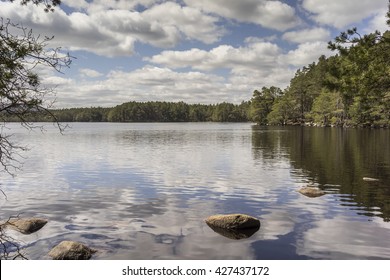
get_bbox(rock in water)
[207,224,260,240]
[298,186,325,198]
[6,218,48,234]
[49,241,96,260]
[205,214,260,229]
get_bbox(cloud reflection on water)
[1,123,389,259]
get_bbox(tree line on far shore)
[105,101,251,122]
[1,101,251,123]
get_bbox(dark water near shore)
[1,123,389,259]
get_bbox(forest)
[250,8,390,128]
[2,7,390,127]
[1,101,251,123]
[251,31,390,128]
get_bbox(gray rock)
[298,186,325,198]
[48,241,96,260]
[205,214,260,230]
[6,217,48,234]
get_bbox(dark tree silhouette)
[1,0,69,259]
[10,0,61,12]
[0,18,72,173]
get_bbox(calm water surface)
[1,123,389,259]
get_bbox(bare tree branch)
[1,0,68,261]
[1,17,73,173]
[9,0,61,12]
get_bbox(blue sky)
[1,0,388,108]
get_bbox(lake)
[1,123,389,259]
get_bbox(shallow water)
[1,123,389,259]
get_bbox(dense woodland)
[2,7,390,127]
[251,9,390,128]
[251,33,390,127]
[2,101,251,122]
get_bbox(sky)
[0,0,388,108]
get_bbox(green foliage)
[267,92,299,125]
[211,102,247,122]
[310,90,344,126]
[9,101,250,123]
[250,87,281,124]
[250,1,390,127]
[323,5,390,127]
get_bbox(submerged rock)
[6,218,48,234]
[207,224,260,240]
[48,241,96,260]
[363,177,380,182]
[298,186,325,198]
[205,214,260,230]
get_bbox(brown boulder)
[205,214,260,230]
[6,217,48,234]
[48,241,96,260]
[207,224,260,240]
[298,186,325,198]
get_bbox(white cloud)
[0,1,224,56]
[147,42,281,71]
[244,36,278,44]
[364,10,389,34]
[229,67,296,91]
[53,34,333,108]
[61,0,89,10]
[297,216,390,259]
[52,66,244,107]
[93,9,180,49]
[145,48,207,69]
[302,0,386,28]
[259,210,295,240]
[143,2,225,44]
[79,68,104,78]
[63,0,162,11]
[184,0,301,31]
[2,0,358,108]
[108,2,223,46]
[147,38,331,77]
[282,27,331,44]
[0,2,137,56]
[42,76,73,86]
[144,37,335,102]
[281,41,332,67]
